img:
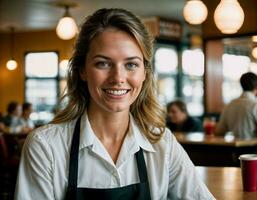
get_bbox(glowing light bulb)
[214,0,244,34]
[183,0,208,25]
[56,16,78,40]
[6,59,17,70]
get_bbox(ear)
[80,69,87,81]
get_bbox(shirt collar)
[241,91,256,100]
[79,111,95,150]
[78,111,155,153]
[129,114,156,153]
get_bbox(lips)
[103,89,130,96]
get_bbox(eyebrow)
[92,55,143,61]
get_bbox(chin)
[105,105,130,113]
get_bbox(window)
[222,54,252,104]
[182,49,204,116]
[154,45,178,106]
[153,45,204,117]
[25,52,59,125]
[59,59,69,96]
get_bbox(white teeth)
[105,89,128,96]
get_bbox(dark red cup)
[239,154,257,192]
[204,123,215,135]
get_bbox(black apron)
[65,117,152,200]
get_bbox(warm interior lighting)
[252,47,257,59]
[59,59,69,77]
[6,27,17,70]
[6,60,18,70]
[252,36,257,43]
[183,0,208,25]
[214,0,244,34]
[56,5,78,40]
[59,59,69,69]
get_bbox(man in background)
[215,72,257,139]
[1,101,23,133]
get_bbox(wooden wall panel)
[204,40,224,113]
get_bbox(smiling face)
[80,28,146,114]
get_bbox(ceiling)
[1,0,256,55]
[0,0,186,32]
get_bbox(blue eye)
[96,61,111,68]
[126,63,138,70]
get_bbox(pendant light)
[6,27,17,71]
[214,0,244,34]
[56,4,78,40]
[183,0,208,25]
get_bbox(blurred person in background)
[20,102,35,133]
[166,100,203,133]
[0,122,6,132]
[215,72,257,139]
[1,101,23,134]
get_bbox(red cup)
[204,123,215,135]
[239,154,257,192]
[203,118,216,136]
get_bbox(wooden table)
[175,132,257,146]
[174,132,257,167]
[196,167,257,200]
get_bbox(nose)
[109,65,126,85]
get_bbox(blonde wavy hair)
[52,8,166,143]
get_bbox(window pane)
[222,54,251,103]
[182,76,204,116]
[59,59,69,78]
[154,47,178,73]
[157,76,176,105]
[222,81,242,104]
[154,45,178,106]
[222,54,250,81]
[182,49,204,76]
[25,79,57,123]
[249,62,257,73]
[25,52,58,77]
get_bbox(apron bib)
[65,117,151,200]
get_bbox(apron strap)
[135,148,148,183]
[66,116,81,199]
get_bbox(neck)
[87,108,130,164]
[87,108,130,143]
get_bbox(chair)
[0,132,8,162]
[0,132,20,200]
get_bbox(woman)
[166,100,203,133]
[15,8,214,200]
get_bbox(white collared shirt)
[15,112,215,200]
[216,91,257,139]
